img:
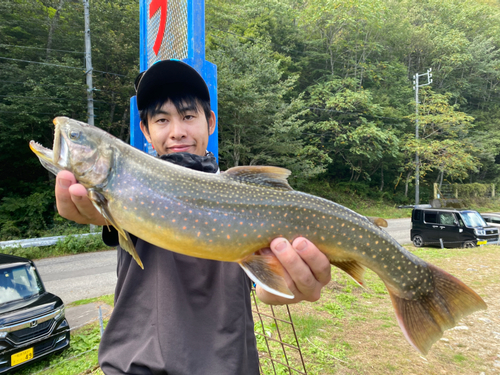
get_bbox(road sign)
[131,0,218,159]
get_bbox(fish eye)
[69,130,81,140]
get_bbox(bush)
[0,190,54,240]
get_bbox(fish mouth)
[29,140,53,163]
[29,117,68,175]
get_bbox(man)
[55,60,331,374]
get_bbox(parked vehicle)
[411,208,500,248]
[480,213,500,229]
[0,254,70,373]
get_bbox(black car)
[411,207,500,248]
[0,254,70,373]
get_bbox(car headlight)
[474,228,486,236]
[54,306,65,322]
[0,332,7,339]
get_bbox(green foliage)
[15,323,103,375]
[0,0,139,239]
[453,353,467,363]
[452,182,493,198]
[401,87,479,185]
[304,77,401,182]
[0,190,54,240]
[2,0,500,237]
[68,294,115,308]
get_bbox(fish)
[30,116,487,355]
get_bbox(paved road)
[34,218,412,305]
[35,251,117,304]
[383,217,412,246]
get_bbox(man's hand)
[55,171,107,226]
[256,237,331,305]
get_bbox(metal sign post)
[130,0,218,159]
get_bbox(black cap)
[134,60,210,111]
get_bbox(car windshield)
[0,263,44,305]
[460,212,487,228]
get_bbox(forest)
[1,0,499,240]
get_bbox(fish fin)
[118,231,144,270]
[386,262,487,355]
[88,189,126,237]
[239,254,294,299]
[330,260,366,287]
[367,216,388,228]
[88,189,144,269]
[222,166,293,191]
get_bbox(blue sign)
[131,0,218,160]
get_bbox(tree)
[208,36,330,184]
[304,77,400,182]
[400,87,479,195]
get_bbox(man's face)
[140,100,216,157]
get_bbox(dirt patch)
[269,245,500,374]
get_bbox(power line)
[0,44,84,54]
[0,95,84,101]
[0,80,124,94]
[0,80,86,90]
[93,69,126,78]
[0,56,82,70]
[0,56,128,77]
[0,111,56,115]
[0,95,110,104]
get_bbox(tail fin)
[386,263,487,355]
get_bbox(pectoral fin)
[239,254,294,299]
[118,230,144,269]
[88,189,144,269]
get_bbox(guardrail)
[0,233,97,249]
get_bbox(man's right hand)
[55,170,107,226]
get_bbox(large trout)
[30,117,486,354]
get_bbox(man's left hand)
[255,237,332,305]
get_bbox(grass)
[9,244,499,374]
[5,195,499,374]
[15,320,102,375]
[254,244,500,374]
[15,295,114,374]
[67,294,115,308]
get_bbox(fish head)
[30,117,113,187]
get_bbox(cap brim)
[135,60,210,110]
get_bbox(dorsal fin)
[367,216,388,228]
[222,166,293,190]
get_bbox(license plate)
[477,240,487,245]
[11,347,33,367]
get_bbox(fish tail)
[386,262,487,355]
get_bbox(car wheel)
[463,240,476,249]
[412,235,424,247]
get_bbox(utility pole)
[84,0,96,233]
[412,68,432,206]
[83,0,94,126]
